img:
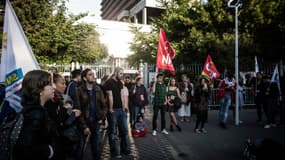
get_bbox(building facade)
[101,0,164,24]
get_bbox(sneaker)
[115,155,122,159]
[161,129,169,134]
[264,124,271,129]
[194,128,201,133]
[200,128,207,133]
[111,154,122,159]
[152,130,157,136]
[271,123,277,127]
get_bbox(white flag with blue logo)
[0,0,40,112]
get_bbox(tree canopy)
[128,0,285,71]
[1,0,108,64]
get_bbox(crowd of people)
[1,65,285,160]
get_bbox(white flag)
[271,64,279,83]
[255,56,259,73]
[0,0,40,112]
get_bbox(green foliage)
[3,0,108,64]
[128,0,285,71]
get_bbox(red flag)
[201,54,220,84]
[156,29,176,75]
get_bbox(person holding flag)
[263,65,281,128]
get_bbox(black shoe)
[219,122,227,129]
[176,125,182,132]
[170,125,174,131]
[122,150,131,156]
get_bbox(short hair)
[136,77,142,82]
[21,70,52,105]
[156,73,164,78]
[71,69,81,79]
[114,67,123,74]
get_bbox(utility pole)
[228,0,242,125]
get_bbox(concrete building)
[101,0,164,24]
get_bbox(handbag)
[62,125,80,143]
[173,97,182,110]
[181,92,187,104]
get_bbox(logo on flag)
[0,0,40,112]
[156,29,176,75]
[201,54,220,86]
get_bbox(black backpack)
[0,112,24,160]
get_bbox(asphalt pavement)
[86,106,285,160]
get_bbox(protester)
[178,74,194,122]
[104,67,130,158]
[151,73,168,136]
[262,74,280,128]
[65,69,82,101]
[130,77,148,128]
[132,114,148,137]
[73,68,107,160]
[13,70,55,160]
[45,73,81,160]
[254,72,265,123]
[218,72,236,129]
[166,77,182,132]
[193,77,209,133]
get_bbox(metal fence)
[208,87,255,108]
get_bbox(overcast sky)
[66,0,102,19]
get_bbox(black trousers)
[152,105,166,131]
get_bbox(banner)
[156,29,176,75]
[0,0,40,112]
[201,54,220,85]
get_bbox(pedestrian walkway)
[97,107,285,160]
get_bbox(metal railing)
[209,87,255,107]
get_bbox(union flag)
[201,54,220,86]
[156,29,176,75]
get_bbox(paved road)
[85,107,285,160]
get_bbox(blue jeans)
[131,106,144,127]
[107,108,130,156]
[219,93,232,124]
[89,122,103,160]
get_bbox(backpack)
[0,112,24,160]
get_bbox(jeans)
[89,122,103,160]
[107,108,130,156]
[219,93,232,124]
[131,106,144,127]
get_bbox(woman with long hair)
[13,70,55,160]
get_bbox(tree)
[128,0,285,71]
[3,0,108,64]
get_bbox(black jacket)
[14,103,53,160]
[130,85,148,107]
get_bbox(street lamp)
[228,0,242,125]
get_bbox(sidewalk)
[99,107,285,160]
